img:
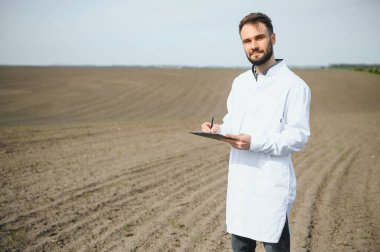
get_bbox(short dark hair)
[239,12,273,34]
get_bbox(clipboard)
[190,131,236,141]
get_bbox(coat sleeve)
[249,82,311,156]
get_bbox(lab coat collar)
[252,59,284,80]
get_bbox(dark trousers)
[231,217,290,252]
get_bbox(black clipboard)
[190,131,235,141]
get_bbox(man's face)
[240,22,276,66]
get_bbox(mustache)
[250,48,263,54]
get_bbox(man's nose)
[250,40,258,50]
[250,41,259,51]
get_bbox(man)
[201,13,311,251]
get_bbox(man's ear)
[271,33,276,45]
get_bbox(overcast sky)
[1,0,379,67]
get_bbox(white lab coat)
[220,60,311,242]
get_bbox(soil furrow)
[0,142,219,226]
[85,162,227,251]
[28,154,227,251]
[142,179,227,252]
[0,153,186,227]
[289,145,352,250]
[175,194,227,252]
[301,148,358,251]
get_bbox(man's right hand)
[201,122,220,133]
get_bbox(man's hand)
[222,134,251,150]
[201,122,220,133]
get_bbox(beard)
[246,41,274,66]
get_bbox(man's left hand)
[222,134,251,150]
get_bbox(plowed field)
[0,67,379,251]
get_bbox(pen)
[210,116,214,131]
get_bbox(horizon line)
[0,63,378,69]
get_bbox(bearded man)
[201,12,311,252]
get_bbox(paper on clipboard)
[190,131,236,141]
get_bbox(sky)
[0,0,379,67]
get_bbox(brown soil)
[0,67,379,251]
